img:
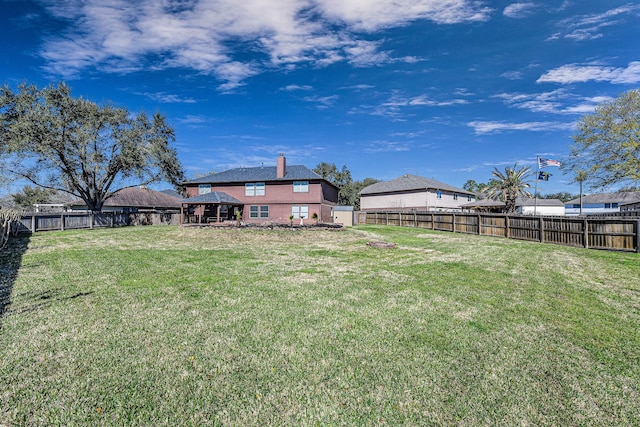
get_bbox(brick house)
[180,154,339,224]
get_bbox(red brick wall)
[185,180,338,224]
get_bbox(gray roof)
[461,198,564,208]
[180,192,242,204]
[565,191,640,205]
[518,198,564,207]
[70,187,181,208]
[360,174,473,196]
[159,189,182,198]
[183,165,329,185]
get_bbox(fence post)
[452,213,456,233]
[539,216,545,243]
[90,212,94,229]
[431,213,435,230]
[506,215,510,239]
[61,213,64,231]
[635,220,640,253]
[477,213,481,235]
[583,218,589,249]
[386,212,389,226]
[31,214,36,233]
[414,212,417,227]
[399,212,402,227]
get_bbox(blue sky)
[1,0,639,196]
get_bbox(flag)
[538,171,552,181]
[538,157,561,168]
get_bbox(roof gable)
[565,191,640,205]
[360,174,473,196]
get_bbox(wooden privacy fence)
[15,212,180,233]
[16,212,131,233]
[359,211,640,253]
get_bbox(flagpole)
[534,156,539,215]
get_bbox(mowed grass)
[1,224,639,426]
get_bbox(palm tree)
[574,170,587,216]
[483,164,533,213]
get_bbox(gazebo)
[179,192,243,224]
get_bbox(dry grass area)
[1,224,639,426]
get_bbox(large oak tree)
[0,82,184,212]
[566,89,640,190]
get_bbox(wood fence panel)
[508,216,540,242]
[480,215,507,238]
[455,214,479,234]
[362,211,639,252]
[415,213,433,229]
[588,220,636,251]
[433,214,454,232]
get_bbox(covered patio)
[179,192,243,224]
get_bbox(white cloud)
[141,92,197,103]
[549,4,640,41]
[500,71,524,80]
[494,90,614,115]
[302,94,340,109]
[36,0,493,89]
[281,84,314,91]
[537,61,640,84]
[503,3,537,19]
[362,140,412,153]
[467,120,575,134]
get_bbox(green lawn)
[1,225,639,426]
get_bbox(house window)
[436,190,442,199]
[291,205,308,219]
[198,184,211,195]
[468,195,473,202]
[453,194,458,201]
[573,204,580,209]
[249,205,269,218]
[245,183,265,196]
[293,181,309,193]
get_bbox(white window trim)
[293,181,309,193]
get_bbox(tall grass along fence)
[15,212,180,234]
[360,211,640,253]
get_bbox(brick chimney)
[276,153,286,178]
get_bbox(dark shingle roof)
[183,165,324,184]
[360,174,473,196]
[565,191,640,205]
[180,192,242,204]
[71,187,181,208]
[159,189,182,198]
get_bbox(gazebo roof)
[180,192,242,205]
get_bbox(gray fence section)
[16,212,180,233]
[359,211,640,253]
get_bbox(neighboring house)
[359,174,475,212]
[565,192,640,216]
[69,187,182,213]
[620,200,640,214]
[461,198,565,215]
[516,198,565,216]
[180,154,339,224]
